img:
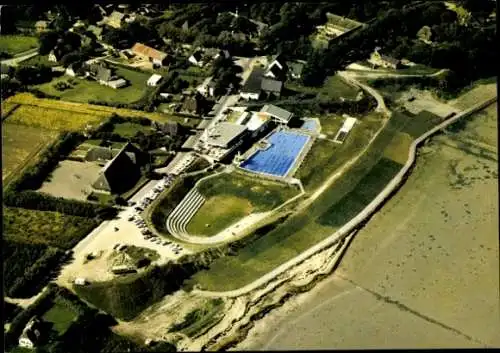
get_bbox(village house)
[287,60,306,80]
[102,10,129,29]
[87,25,104,41]
[368,47,401,69]
[84,63,127,89]
[18,316,42,349]
[131,42,169,67]
[260,77,283,99]
[92,143,143,193]
[239,66,264,101]
[147,74,163,87]
[188,50,204,67]
[196,76,216,97]
[264,54,288,81]
[35,20,50,33]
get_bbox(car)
[128,217,134,221]
[128,201,136,206]
[135,207,143,211]
[163,241,170,245]
[113,243,120,250]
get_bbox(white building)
[147,74,162,87]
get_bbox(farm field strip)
[2,122,59,183]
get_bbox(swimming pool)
[240,130,310,177]
[300,119,318,132]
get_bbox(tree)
[416,26,432,43]
[39,31,61,55]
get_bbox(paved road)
[193,95,496,298]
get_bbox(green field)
[2,121,58,183]
[187,171,299,236]
[112,121,153,138]
[296,112,385,191]
[42,299,79,335]
[0,35,38,55]
[197,171,299,211]
[189,112,416,291]
[286,75,360,101]
[35,66,154,104]
[19,54,59,67]
[3,207,98,250]
[169,298,225,338]
[187,195,253,236]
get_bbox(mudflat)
[238,104,499,349]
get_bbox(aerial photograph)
[1,1,498,352]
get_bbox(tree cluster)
[210,56,242,95]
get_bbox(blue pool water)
[241,130,310,177]
[301,119,318,131]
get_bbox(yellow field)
[4,93,186,131]
[382,132,413,164]
[1,103,20,119]
[2,122,58,182]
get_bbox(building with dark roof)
[287,60,305,80]
[240,66,265,100]
[261,77,283,98]
[92,143,143,193]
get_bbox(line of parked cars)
[127,175,183,255]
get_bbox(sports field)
[187,171,299,236]
[241,131,311,177]
[2,121,58,182]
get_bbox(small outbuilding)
[147,74,162,87]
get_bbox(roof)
[35,20,48,27]
[147,74,162,85]
[92,143,142,192]
[108,78,127,87]
[190,50,203,62]
[246,112,271,131]
[287,61,305,76]
[204,122,247,148]
[269,53,285,67]
[260,78,283,94]
[260,104,293,123]
[87,25,103,37]
[131,42,167,61]
[241,66,264,94]
[265,64,286,80]
[107,11,125,26]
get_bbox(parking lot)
[56,175,190,284]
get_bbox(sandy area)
[397,88,460,118]
[39,160,102,200]
[236,105,499,349]
[56,201,191,286]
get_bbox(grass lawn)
[42,299,79,335]
[112,122,153,138]
[197,171,299,212]
[296,112,385,191]
[286,75,360,101]
[169,298,224,338]
[0,35,38,55]
[19,54,59,67]
[90,191,115,205]
[2,122,58,183]
[3,207,98,250]
[186,195,253,236]
[35,66,154,104]
[189,111,415,291]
